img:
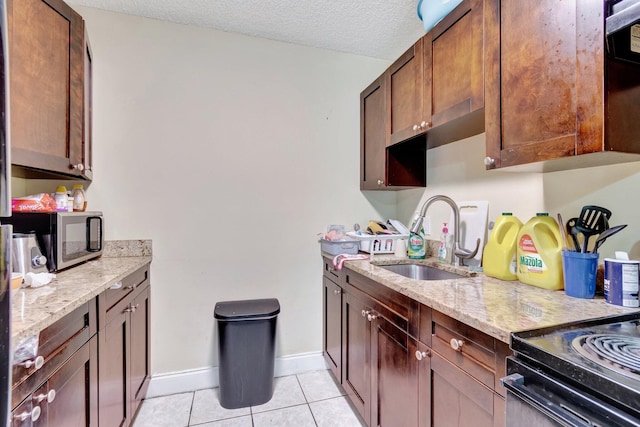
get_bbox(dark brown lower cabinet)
[343,291,371,426]
[10,303,98,427]
[323,276,343,382]
[343,280,419,427]
[431,350,502,427]
[98,264,151,427]
[372,314,418,427]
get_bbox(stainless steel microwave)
[0,211,103,272]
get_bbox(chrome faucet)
[410,195,480,266]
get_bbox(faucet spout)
[410,195,480,266]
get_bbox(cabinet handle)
[420,121,430,129]
[333,289,341,295]
[70,163,85,171]
[377,179,384,186]
[483,157,496,168]
[18,355,44,371]
[413,124,420,131]
[33,389,56,404]
[14,406,41,422]
[110,281,123,290]
[361,310,370,317]
[367,313,377,322]
[415,349,431,361]
[124,304,139,313]
[450,338,465,351]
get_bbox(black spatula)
[576,205,611,253]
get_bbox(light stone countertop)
[341,255,640,343]
[11,240,152,351]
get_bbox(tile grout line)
[295,373,320,427]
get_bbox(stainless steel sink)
[378,264,466,280]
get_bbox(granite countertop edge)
[336,254,640,343]
[11,240,152,351]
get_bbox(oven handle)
[501,374,592,427]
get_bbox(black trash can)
[214,298,280,409]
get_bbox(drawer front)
[431,310,497,390]
[102,264,149,313]
[346,270,419,337]
[12,303,94,409]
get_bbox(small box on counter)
[320,238,360,255]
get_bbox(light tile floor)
[132,370,366,427]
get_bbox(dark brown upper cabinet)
[360,53,427,191]
[9,0,92,180]
[484,0,640,172]
[387,40,427,146]
[423,0,486,148]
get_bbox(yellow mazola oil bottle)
[516,213,564,289]
[483,213,523,281]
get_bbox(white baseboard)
[146,351,328,399]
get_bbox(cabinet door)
[8,0,85,177]
[99,306,130,427]
[424,0,485,129]
[387,40,426,146]
[485,0,605,169]
[360,76,387,190]
[342,293,371,426]
[81,27,93,180]
[323,277,342,382]
[37,336,98,427]
[416,341,432,427]
[371,314,419,427]
[130,284,151,418]
[430,350,497,427]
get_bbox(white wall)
[20,7,396,376]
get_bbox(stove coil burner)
[572,334,640,379]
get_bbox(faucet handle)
[454,238,481,261]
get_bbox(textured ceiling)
[68,0,426,60]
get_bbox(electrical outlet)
[423,215,431,235]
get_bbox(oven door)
[502,357,640,427]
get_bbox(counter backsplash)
[102,240,152,257]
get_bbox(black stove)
[506,312,640,426]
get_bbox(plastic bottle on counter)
[516,213,563,289]
[407,228,426,259]
[54,186,68,211]
[72,184,86,212]
[483,213,523,281]
[437,223,452,262]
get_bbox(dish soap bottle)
[438,223,451,262]
[483,213,523,280]
[407,228,426,259]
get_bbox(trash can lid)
[214,298,280,320]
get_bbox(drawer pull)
[415,350,431,361]
[14,405,41,422]
[33,389,56,404]
[124,304,140,314]
[362,310,369,317]
[450,338,465,351]
[367,313,377,322]
[110,281,123,290]
[333,289,341,295]
[18,355,44,370]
